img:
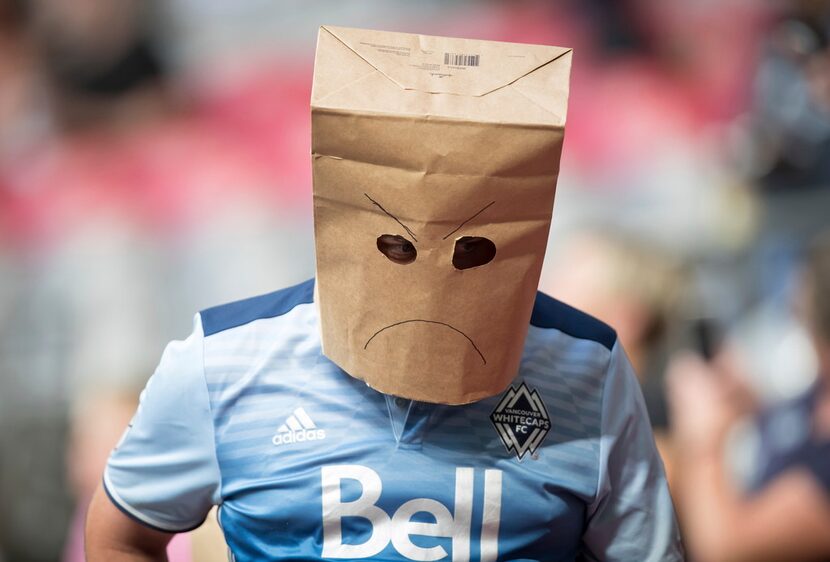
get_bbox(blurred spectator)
[543,229,687,483]
[743,0,830,189]
[0,0,51,166]
[668,230,830,562]
[545,230,686,385]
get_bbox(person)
[85,26,683,562]
[668,230,830,562]
[85,278,683,561]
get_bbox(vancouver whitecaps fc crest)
[490,382,551,460]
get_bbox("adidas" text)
[272,428,326,445]
[272,407,326,447]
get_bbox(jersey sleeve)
[580,341,685,561]
[103,314,221,532]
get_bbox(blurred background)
[1,0,829,560]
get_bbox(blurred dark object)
[0,0,26,28]
[26,0,170,129]
[46,37,162,98]
[574,0,649,56]
[691,316,725,362]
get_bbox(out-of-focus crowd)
[1,0,829,561]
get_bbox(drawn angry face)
[363,192,498,366]
[312,118,561,404]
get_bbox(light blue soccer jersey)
[104,278,683,561]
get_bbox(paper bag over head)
[311,25,572,404]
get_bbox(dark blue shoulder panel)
[201,278,315,337]
[530,291,617,351]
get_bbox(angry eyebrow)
[442,201,496,240]
[364,193,418,242]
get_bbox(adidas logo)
[272,407,326,446]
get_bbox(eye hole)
[377,234,417,265]
[453,236,496,270]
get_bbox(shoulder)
[521,292,626,440]
[529,290,617,351]
[519,293,620,440]
[200,278,315,337]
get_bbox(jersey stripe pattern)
[104,278,684,561]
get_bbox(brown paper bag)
[311,25,572,404]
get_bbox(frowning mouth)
[363,319,487,365]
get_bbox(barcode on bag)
[443,52,480,66]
